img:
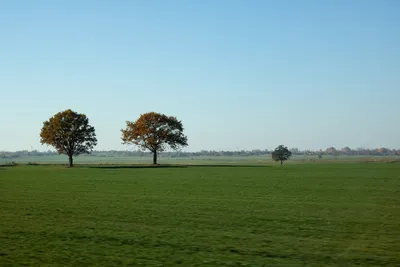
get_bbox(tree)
[341,147,352,155]
[40,109,97,167]
[377,147,389,155]
[272,145,292,165]
[326,147,337,155]
[121,112,188,164]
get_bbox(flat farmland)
[0,163,399,266]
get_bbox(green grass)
[0,163,399,266]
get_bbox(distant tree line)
[292,147,400,156]
[0,150,58,159]
[2,146,399,160]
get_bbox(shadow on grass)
[90,165,188,169]
[0,164,17,168]
[387,159,400,164]
[0,163,271,169]
[90,164,270,169]
[189,164,270,168]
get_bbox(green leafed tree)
[272,145,292,165]
[40,109,97,167]
[121,112,188,164]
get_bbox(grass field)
[0,163,399,266]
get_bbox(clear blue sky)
[1,0,399,152]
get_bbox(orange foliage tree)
[121,112,188,164]
[40,109,97,167]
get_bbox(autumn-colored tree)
[121,112,188,164]
[272,145,292,165]
[40,109,97,167]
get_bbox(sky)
[0,0,399,152]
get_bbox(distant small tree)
[40,109,97,167]
[272,145,292,165]
[121,112,188,164]
[318,154,323,159]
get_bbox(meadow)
[0,162,399,266]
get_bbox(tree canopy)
[121,112,188,164]
[40,109,97,167]
[272,145,292,165]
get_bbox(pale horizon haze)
[1,1,399,152]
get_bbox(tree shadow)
[0,165,17,169]
[90,165,188,169]
[90,164,270,169]
[188,164,270,168]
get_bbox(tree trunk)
[68,155,73,167]
[153,151,157,165]
[280,160,283,165]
